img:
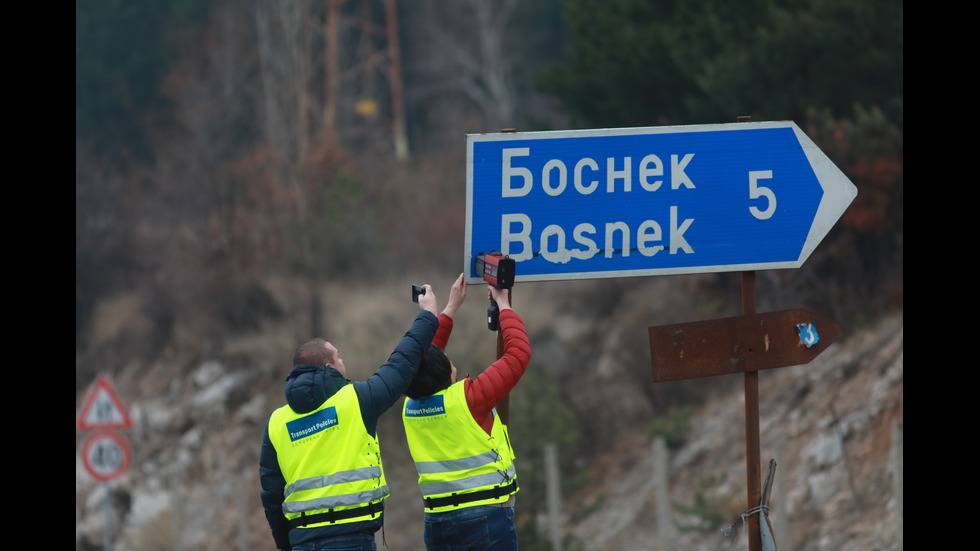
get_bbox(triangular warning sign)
[76,374,132,431]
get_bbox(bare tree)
[406,0,523,132]
[451,0,521,130]
[252,0,325,335]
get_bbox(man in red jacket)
[402,273,531,551]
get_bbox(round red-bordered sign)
[81,430,131,482]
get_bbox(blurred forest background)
[76,1,901,548]
[76,0,902,377]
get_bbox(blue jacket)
[259,310,438,550]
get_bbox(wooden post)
[545,443,562,551]
[238,471,249,551]
[384,0,409,160]
[892,421,903,551]
[324,0,339,153]
[654,437,674,548]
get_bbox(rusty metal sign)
[649,308,842,382]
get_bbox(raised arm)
[356,285,439,435]
[433,273,467,350]
[465,287,531,429]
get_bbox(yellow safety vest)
[402,381,518,512]
[268,385,388,528]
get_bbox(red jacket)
[433,309,531,435]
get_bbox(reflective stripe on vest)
[418,463,518,497]
[402,381,518,512]
[282,466,388,514]
[268,384,388,526]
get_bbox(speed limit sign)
[81,431,131,482]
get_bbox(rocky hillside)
[75,276,903,551]
[566,311,903,551]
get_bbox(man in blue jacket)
[260,285,440,551]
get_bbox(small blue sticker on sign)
[797,323,819,348]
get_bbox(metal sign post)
[495,287,511,426]
[743,271,763,551]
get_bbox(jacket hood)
[284,364,348,414]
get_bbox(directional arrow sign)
[465,121,857,282]
[648,308,843,382]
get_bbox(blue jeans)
[423,505,518,551]
[291,532,377,551]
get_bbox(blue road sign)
[464,121,857,283]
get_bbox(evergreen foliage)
[538,0,903,128]
[75,0,210,161]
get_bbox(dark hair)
[405,344,454,399]
[293,338,330,366]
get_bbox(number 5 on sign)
[749,170,775,220]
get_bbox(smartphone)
[412,284,424,303]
